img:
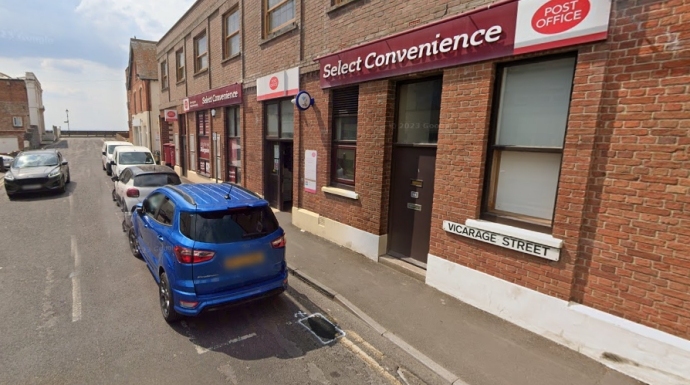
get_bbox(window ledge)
[221,52,242,64]
[260,22,298,46]
[465,219,563,249]
[322,186,359,200]
[327,0,363,14]
[193,68,209,77]
[176,78,186,85]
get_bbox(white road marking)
[71,235,82,322]
[340,336,402,385]
[195,333,257,354]
[37,268,57,331]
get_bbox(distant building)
[20,72,46,144]
[0,72,30,153]
[126,38,160,155]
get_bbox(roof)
[165,183,267,211]
[128,165,176,175]
[127,38,158,89]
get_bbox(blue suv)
[129,183,288,323]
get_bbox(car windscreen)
[14,153,59,168]
[180,206,279,243]
[133,173,181,187]
[107,144,127,154]
[118,152,154,165]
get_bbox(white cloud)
[75,0,196,39]
[0,57,127,132]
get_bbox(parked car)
[112,165,181,213]
[3,149,70,199]
[102,141,133,175]
[110,146,155,178]
[1,155,13,170]
[129,183,288,323]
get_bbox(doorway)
[264,141,293,211]
[387,77,442,267]
[179,114,187,176]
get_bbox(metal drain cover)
[297,313,345,344]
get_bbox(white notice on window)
[305,150,317,193]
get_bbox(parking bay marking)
[71,235,82,322]
[195,333,257,355]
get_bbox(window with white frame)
[482,55,576,232]
[223,9,240,58]
[12,117,23,127]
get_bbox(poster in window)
[199,136,210,160]
[304,150,317,193]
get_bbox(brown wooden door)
[388,146,436,265]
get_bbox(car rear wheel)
[128,228,142,259]
[159,272,181,323]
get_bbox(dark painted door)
[265,142,281,209]
[179,115,187,176]
[388,147,436,265]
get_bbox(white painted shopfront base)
[292,207,386,261]
[426,254,690,385]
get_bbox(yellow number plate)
[224,253,264,269]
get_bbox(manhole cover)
[297,313,345,344]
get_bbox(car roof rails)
[167,185,196,205]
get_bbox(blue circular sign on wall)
[295,91,314,111]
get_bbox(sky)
[0,0,195,131]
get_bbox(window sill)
[322,186,359,200]
[465,219,563,249]
[193,68,209,77]
[327,0,363,14]
[221,52,241,64]
[260,22,298,46]
[176,78,186,85]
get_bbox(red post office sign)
[164,109,178,122]
[316,0,611,88]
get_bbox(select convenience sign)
[317,0,611,88]
[443,220,561,261]
[183,83,242,113]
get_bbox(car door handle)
[158,235,164,242]
[143,223,149,228]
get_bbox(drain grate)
[297,313,345,344]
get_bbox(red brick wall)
[0,79,29,151]
[244,88,263,193]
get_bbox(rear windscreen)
[134,173,181,187]
[180,206,279,244]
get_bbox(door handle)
[158,235,164,242]
[143,222,150,228]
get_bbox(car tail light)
[174,246,215,264]
[126,188,140,198]
[179,300,198,308]
[271,235,286,249]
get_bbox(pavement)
[175,177,646,385]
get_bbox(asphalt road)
[0,138,444,385]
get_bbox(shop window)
[197,111,211,176]
[331,86,358,187]
[264,0,295,36]
[176,48,185,82]
[194,32,208,73]
[265,99,294,139]
[396,78,442,144]
[223,9,240,59]
[226,106,242,184]
[161,60,168,90]
[482,55,576,232]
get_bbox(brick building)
[126,38,161,155]
[0,72,30,153]
[155,1,690,383]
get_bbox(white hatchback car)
[102,141,133,175]
[110,146,155,178]
[111,165,181,213]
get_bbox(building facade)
[21,72,46,145]
[126,38,161,155]
[0,73,30,153]
[155,1,690,383]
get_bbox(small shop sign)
[183,84,242,113]
[442,220,561,261]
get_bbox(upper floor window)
[331,86,359,187]
[223,9,240,59]
[161,60,168,90]
[175,48,185,81]
[133,93,137,114]
[194,32,208,73]
[12,116,23,127]
[139,88,143,111]
[482,55,576,232]
[264,0,294,36]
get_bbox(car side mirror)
[101,151,106,155]
[135,206,144,215]
[111,176,119,182]
[61,160,68,165]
